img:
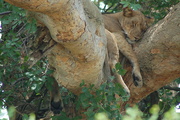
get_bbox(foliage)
[0,1,55,119]
[76,82,128,120]
[114,62,127,76]
[94,0,179,21]
[138,78,180,119]
[0,0,180,120]
[122,105,180,120]
[50,81,180,120]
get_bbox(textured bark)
[4,0,107,94]
[4,0,180,107]
[123,3,180,106]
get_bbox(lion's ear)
[123,7,133,17]
[145,16,154,26]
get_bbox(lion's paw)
[132,71,143,87]
[51,100,63,114]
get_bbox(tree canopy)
[0,0,180,120]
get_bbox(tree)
[0,0,179,119]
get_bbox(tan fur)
[106,30,130,93]
[104,7,154,93]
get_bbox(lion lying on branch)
[104,7,154,94]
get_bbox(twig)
[164,86,180,91]
[0,11,12,16]
[105,4,114,13]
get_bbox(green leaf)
[80,80,85,87]
[130,4,142,10]
[174,78,180,84]
[45,77,55,90]
[149,104,160,114]
[117,69,126,75]
[123,106,143,120]
[94,112,109,120]
[120,1,130,8]
[8,106,16,119]
[28,113,36,120]
[82,87,88,93]
[22,114,29,120]
[51,112,70,120]
[46,69,54,75]
[115,63,122,70]
[163,107,180,120]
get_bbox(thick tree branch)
[4,0,107,94]
[123,2,180,106]
[4,0,69,13]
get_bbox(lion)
[104,7,154,94]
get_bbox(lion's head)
[120,7,154,43]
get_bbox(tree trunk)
[5,0,108,94]
[4,0,180,109]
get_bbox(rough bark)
[4,0,180,108]
[124,3,180,105]
[5,0,107,94]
